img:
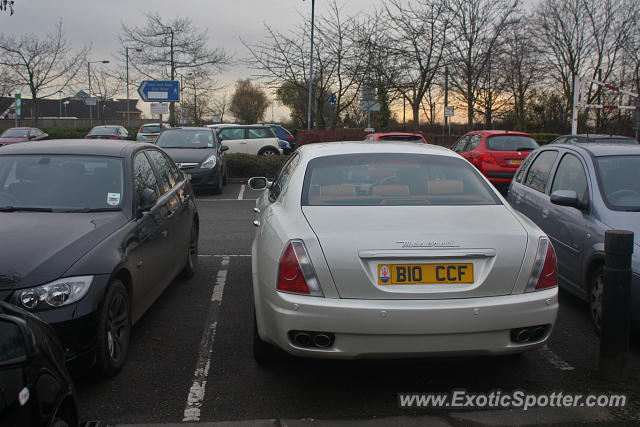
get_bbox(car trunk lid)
[302,205,528,299]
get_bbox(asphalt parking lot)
[73,183,640,426]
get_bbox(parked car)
[136,122,171,142]
[507,143,640,333]
[248,142,558,363]
[0,301,79,427]
[85,125,131,140]
[260,124,296,154]
[452,130,539,195]
[364,132,428,144]
[549,134,638,145]
[0,140,199,376]
[207,125,283,156]
[0,127,48,146]
[155,127,228,194]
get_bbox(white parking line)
[539,344,575,371]
[196,198,255,202]
[182,256,230,422]
[238,184,246,200]
[197,254,251,257]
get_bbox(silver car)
[249,142,558,363]
[136,123,171,142]
[507,142,640,332]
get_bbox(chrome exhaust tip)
[531,326,546,341]
[516,329,531,343]
[293,332,312,347]
[313,333,332,348]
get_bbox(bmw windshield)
[596,155,640,211]
[0,155,124,211]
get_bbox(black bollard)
[599,230,634,381]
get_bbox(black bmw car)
[155,127,228,194]
[0,140,199,376]
[1,301,79,427]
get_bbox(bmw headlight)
[19,276,94,310]
[201,155,217,169]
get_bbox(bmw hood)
[162,148,216,164]
[0,211,128,290]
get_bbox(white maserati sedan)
[249,142,558,363]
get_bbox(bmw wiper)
[0,206,53,212]
[61,207,121,213]
[516,147,535,151]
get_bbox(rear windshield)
[89,127,119,136]
[1,129,28,138]
[0,155,124,211]
[595,155,640,211]
[302,153,500,206]
[486,135,538,151]
[141,125,162,133]
[378,135,425,143]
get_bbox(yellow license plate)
[147,135,158,140]
[378,263,474,285]
[509,159,523,165]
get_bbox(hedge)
[226,153,287,179]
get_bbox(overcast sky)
[1,0,383,120]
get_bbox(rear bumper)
[256,286,558,358]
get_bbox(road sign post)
[14,93,20,127]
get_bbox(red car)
[364,132,429,143]
[452,130,538,194]
[0,127,48,146]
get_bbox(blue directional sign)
[328,93,337,107]
[137,80,180,102]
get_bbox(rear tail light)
[109,136,120,140]
[285,135,294,141]
[277,240,323,296]
[479,153,498,165]
[138,126,143,133]
[526,238,558,292]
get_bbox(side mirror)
[138,188,158,212]
[248,177,270,190]
[0,316,33,367]
[220,145,229,152]
[550,190,585,210]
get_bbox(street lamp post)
[125,47,142,128]
[306,0,316,130]
[88,59,109,126]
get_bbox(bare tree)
[446,0,519,130]
[503,24,544,130]
[381,0,450,130]
[121,12,230,125]
[244,1,368,129]
[0,20,87,125]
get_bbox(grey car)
[507,143,640,332]
[549,134,638,145]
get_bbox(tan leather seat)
[426,180,463,195]
[372,185,410,197]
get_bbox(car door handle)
[161,230,168,238]
[253,207,260,213]
[541,208,549,219]
[253,220,260,227]
[515,194,522,205]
